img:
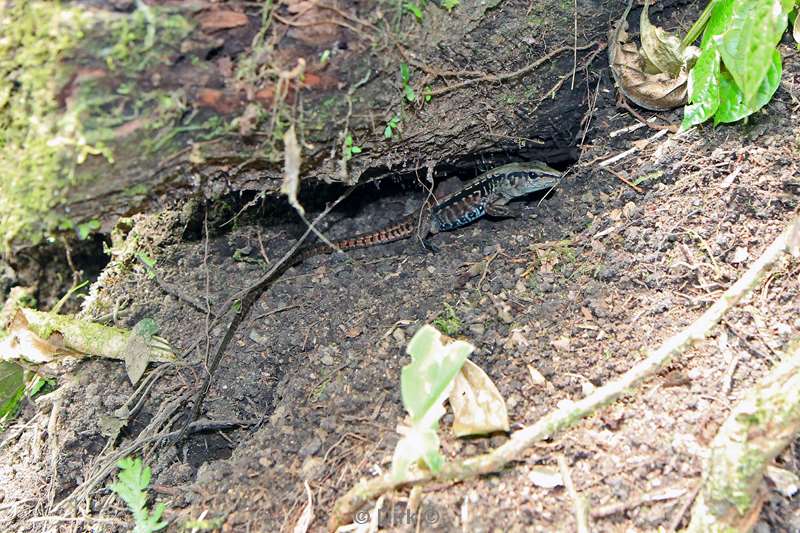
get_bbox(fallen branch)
[328,215,800,531]
[686,337,800,532]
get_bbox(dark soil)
[2,10,800,533]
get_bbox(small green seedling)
[441,0,460,12]
[136,252,157,279]
[343,134,362,160]
[392,325,474,480]
[404,2,424,21]
[384,116,401,139]
[400,64,416,102]
[77,219,101,240]
[109,457,167,533]
[320,49,331,65]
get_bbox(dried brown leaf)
[449,359,509,437]
[282,125,304,216]
[608,0,691,110]
[123,331,150,386]
[640,0,684,76]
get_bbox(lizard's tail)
[293,215,421,264]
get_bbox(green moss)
[0,1,199,253]
[0,1,96,253]
[433,303,463,336]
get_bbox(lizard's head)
[499,161,560,196]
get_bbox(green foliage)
[682,0,794,129]
[1,365,53,428]
[0,1,199,253]
[403,2,424,21]
[103,3,191,73]
[109,457,167,533]
[400,63,416,102]
[432,303,462,336]
[77,219,102,240]
[319,49,331,65]
[384,116,401,139]
[136,252,157,279]
[343,134,362,160]
[441,0,460,12]
[0,362,24,423]
[392,326,473,479]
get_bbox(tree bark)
[59,0,623,229]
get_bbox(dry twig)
[558,455,590,533]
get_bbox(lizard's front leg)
[485,198,522,219]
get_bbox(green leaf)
[77,219,101,240]
[424,86,432,102]
[441,0,459,11]
[109,457,167,533]
[392,427,443,478]
[391,326,475,480]
[0,362,24,421]
[714,48,782,124]
[136,252,156,269]
[681,45,722,130]
[349,145,362,154]
[701,0,736,48]
[384,116,400,139]
[403,84,416,102]
[404,2,423,21]
[400,63,410,85]
[714,0,791,106]
[401,325,473,427]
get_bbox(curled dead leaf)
[608,0,699,111]
[639,0,683,76]
[449,359,510,437]
[282,125,304,216]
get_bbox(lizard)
[292,161,560,263]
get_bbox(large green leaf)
[0,361,24,420]
[714,0,792,105]
[715,48,782,124]
[701,0,736,48]
[681,44,722,130]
